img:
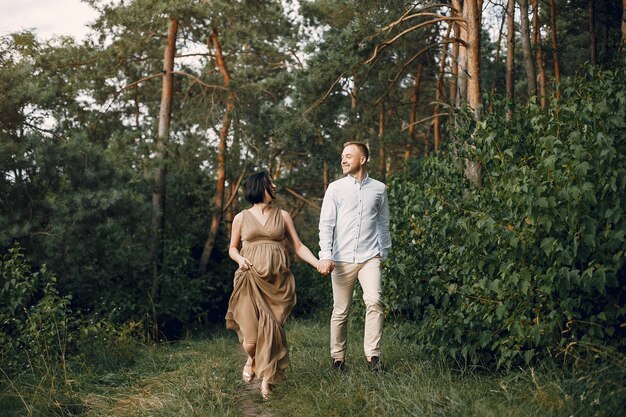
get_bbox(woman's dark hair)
[244,171,273,204]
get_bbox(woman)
[225,171,320,399]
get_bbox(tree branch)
[374,43,438,106]
[223,168,247,212]
[304,72,347,114]
[373,37,465,106]
[365,17,466,64]
[400,113,450,132]
[380,4,453,33]
[172,71,228,90]
[101,73,163,113]
[23,122,64,141]
[284,187,320,210]
[175,53,211,58]
[119,73,164,92]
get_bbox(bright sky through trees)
[1,0,97,40]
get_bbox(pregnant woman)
[225,171,321,399]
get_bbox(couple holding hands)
[225,142,391,399]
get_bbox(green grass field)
[1,319,623,416]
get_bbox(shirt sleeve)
[318,184,337,261]
[377,187,392,260]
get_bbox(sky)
[1,0,98,40]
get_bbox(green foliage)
[385,62,626,368]
[0,244,143,381]
[0,244,75,374]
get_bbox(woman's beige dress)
[225,207,296,384]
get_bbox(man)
[317,141,391,372]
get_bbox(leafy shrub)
[0,244,143,377]
[0,244,75,374]
[384,62,626,368]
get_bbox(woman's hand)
[238,256,253,271]
[317,259,334,275]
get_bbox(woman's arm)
[281,210,320,269]
[229,212,252,270]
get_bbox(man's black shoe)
[332,359,345,371]
[367,356,383,372]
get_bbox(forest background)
[1,0,625,415]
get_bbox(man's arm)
[377,188,392,259]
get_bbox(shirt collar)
[347,172,369,185]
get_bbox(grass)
[1,318,624,416]
[268,320,625,417]
[0,334,245,417]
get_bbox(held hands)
[237,256,253,271]
[317,259,335,276]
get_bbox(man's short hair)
[244,171,272,204]
[343,141,369,162]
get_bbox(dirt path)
[236,347,274,417]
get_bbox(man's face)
[341,144,364,175]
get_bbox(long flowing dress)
[225,207,296,384]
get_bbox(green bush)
[0,244,75,374]
[0,244,143,378]
[384,62,626,368]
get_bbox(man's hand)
[317,259,335,275]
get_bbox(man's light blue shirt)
[319,173,391,263]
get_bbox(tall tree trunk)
[518,0,537,98]
[463,0,482,187]
[532,0,547,108]
[550,0,561,97]
[506,0,516,121]
[446,2,461,150]
[151,17,178,338]
[450,0,462,107]
[434,22,452,153]
[199,26,234,273]
[406,63,423,160]
[465,0,482,117]
[455,0,468,102]
[589,0,597,64]
[506,0,516,103]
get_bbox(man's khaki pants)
[330,256,382,361]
